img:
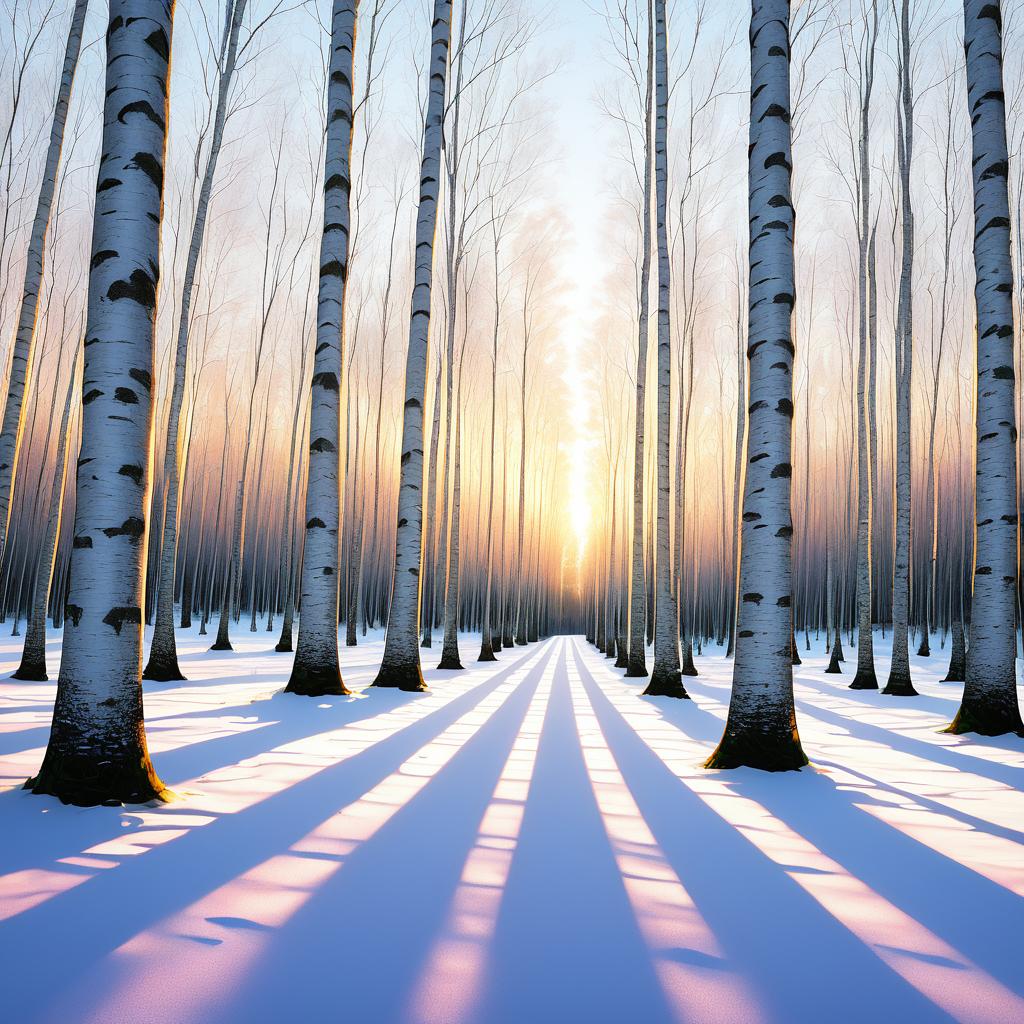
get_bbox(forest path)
[1,632,1023,1023]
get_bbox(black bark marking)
[103,606,141,635]
[309,437,336,453]
[66,604,84,626]
[117,100,165,130]
[83,389,103,405]
[73,536,92,549]
[128,151,163,191]
[118,464,143,485]
[312,372,339,392]
[114,387,138,405]
[306,517,326,529]
[102,517,145,539]
[91,249,118,268]
[107,269,156,309]
[743,593,764,604]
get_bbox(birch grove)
[0,0,1017,814]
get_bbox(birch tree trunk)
[14,353,77,681]
[145,0,246,680]
[372,0,452,691]
[706,0,807,770]
[643,0,685,698]
[949,0,1023,735]
[29,2,173,806]
[883,0,918,696]
[851,0,878,690]
[286,0,357,696]
[438,361,464,669]
[727,257,745,659]
[627,0,654,678]
[0,0,88,563]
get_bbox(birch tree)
[883,0,917,696]
[642,0,686,698]
[0,0,87,568]
[29,1,173,806]
[144,0,248,681]
[628,0,654,678]
[372,0,452,691]
[706,0,807,770]
[850,0,878,690]
[948,0,1023,736]
[286,0,358,697]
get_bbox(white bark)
[0,0,88,561]
[706,0,806,770]
[884,0,917,695]
[373,0,452,690]
[852,0,878,690]
[951,0,1023,734]
[643,0,684,698]
[31,2,173,805]
[287,0,357,696]
[145,0,247,680]
[627,0,654,678]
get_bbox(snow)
[1,626,1023,1024]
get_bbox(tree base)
[642,668,690,699]
[437,654,464,670]
[849,667,878,690]
[945,700,1024,737]
[142,657,186,682]
[477,643,497,662]
[704,727,808,772]
[27,751,169,807]
[12,659,47,682]
[372,662,428,692]
[882,671,918,696]
[917,639,931,657]
[209,640,233,651]
[274,638,293,653]
[285,661,351,697]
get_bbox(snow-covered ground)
[1,626,1023,1024]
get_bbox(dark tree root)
[624,656,648,678]
[614,645,629,669]
[704,727,808,772]
[274,638,293,653]
[209,639,233,651]
[682,644,699,677]
[143,657,186,682]
[917,637,931,657]
[12,660,47,681]
[372,663,428,692]
[477,641,497,662]
[825,652,843,674]
[882,671,918,697]
[27,751,169,807]
[642,668,690,699]
[849,667,878,690]
[945,700,1024,737]
[285,662,351,697]
[437,653,464,670]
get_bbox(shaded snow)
[1,626,1023,1023]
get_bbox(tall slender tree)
[372,0,452,691]
[286,0,358,697]
[627,0,654,678]
[851,0,879,690]
[706,0,807,770]
[643,0,686,699]
[948,0,1023,736]
[883,0,918,696]
[144,0,247,681]
[0,0,88,566]
[29,1,174,806]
